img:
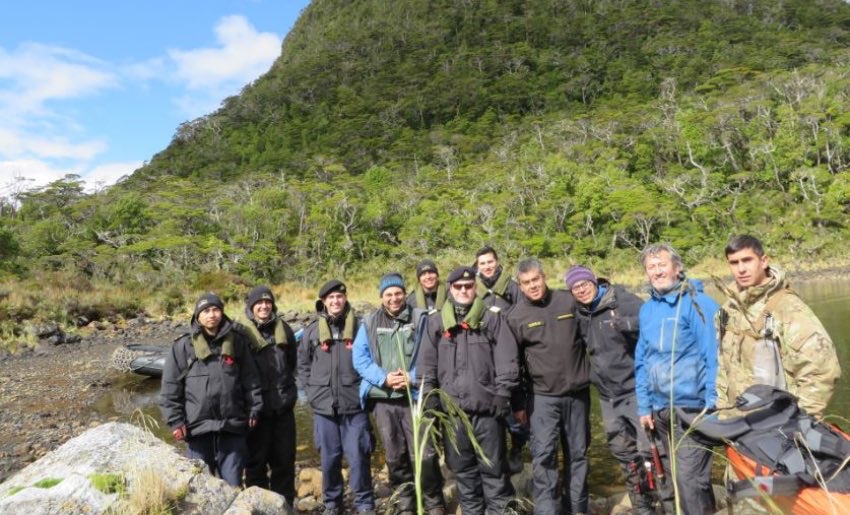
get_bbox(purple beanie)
[565,265,597,289]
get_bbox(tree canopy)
[3,0,850,287]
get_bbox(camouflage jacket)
[715,266,841,418]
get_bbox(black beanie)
[193,292,224,319]
[318,279,347,299]
[246,285,276,312]
[415,259,438,278]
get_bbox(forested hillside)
[2,0,850,306]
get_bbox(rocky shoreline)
[1,315,732,514]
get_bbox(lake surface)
[97,277,850,495]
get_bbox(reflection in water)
[96,278,850,496]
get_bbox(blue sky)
[0,0,311,195]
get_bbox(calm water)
[97,278,850,495]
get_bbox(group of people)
[159,236,841,515]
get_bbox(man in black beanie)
[420,266,520,514]
[238,285,298,507]
[299,280,376,515]
[160,292,263,487]
[406,259,446,312]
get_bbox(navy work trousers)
[186,431,246,487]
[314,411,375,511]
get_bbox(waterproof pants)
[654,408,716,515]
[244,409,296,501]
[600,394,656,514]
[186,431,246,487]
[529,389,590,515]
[314,411,375,512]
[444,413,515,515]
[372,399,445,512]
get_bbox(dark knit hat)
[318,279,346,299]
[378,272,405,296]
[565,265,597,289]
[447,266,476,284]
[415,259,438,278]
[246,285,276,312]
[193,292,224,319]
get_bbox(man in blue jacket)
[353,273,446,515]
[635,244,719,514]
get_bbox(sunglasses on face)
[451,282,476,291]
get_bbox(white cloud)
[0,128,106,161]
[0,158,141,194]
[169,15,281,91]
[0,158,75,191]
[84,161,143,191]
[0,43,116,120]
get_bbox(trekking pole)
[645,426,666,485]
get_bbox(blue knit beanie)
[378,272,406,296]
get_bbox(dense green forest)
[2,0,850,328]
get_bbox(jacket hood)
[716,265,786,308]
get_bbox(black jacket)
[507,289,589,396]
[298,306,363,416]
[160,318,263,437]
[419,307,520,415]
[575,281,643,401]
[247,315,298,413]
[478,275,520,313]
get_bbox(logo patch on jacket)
[527,321,544,328]
[557,314,574,320]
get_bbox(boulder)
[0,422,286,514]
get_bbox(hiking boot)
[426,507,447,515]
[507,444,524,474]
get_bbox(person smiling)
[634,243,719,514]
[352,273,447,515]
[568,265,655,514]
[419,266,520,514]
[506,259,590,515]
[239,286,298,506]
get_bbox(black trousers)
[653,408,716,515]
[528,389,590,515]
[444,412,515,515]
[244,409,296,501]
[372,399,445,512]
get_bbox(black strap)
[176,357,196,383]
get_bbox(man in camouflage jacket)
[715,235,841,418]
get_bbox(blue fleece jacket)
[635,278,719,416]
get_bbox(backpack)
[678,384,850,500]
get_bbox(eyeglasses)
[570,281,594,293]
[451,282,476,291]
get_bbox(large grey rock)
[225,486,290,514]
[0,422,284,514]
